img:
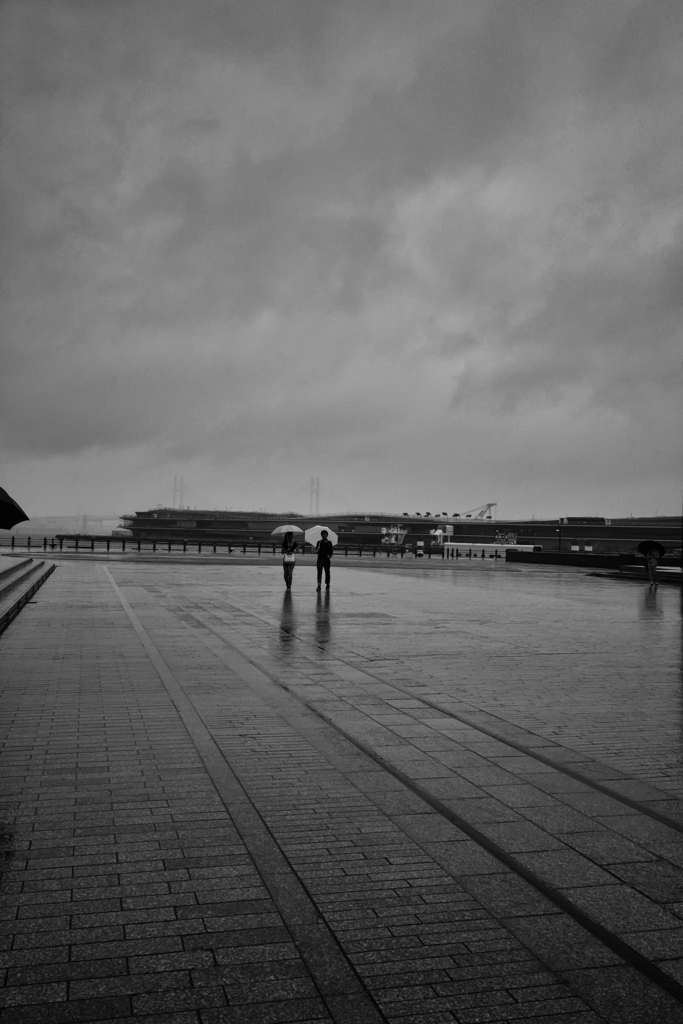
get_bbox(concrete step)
[0,560,57,635]
[0,556,34,583]
[0,558,46,601]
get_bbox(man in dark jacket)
[316,530,334,591]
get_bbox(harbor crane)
[460,503,497,520]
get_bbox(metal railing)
[1,536,511,560]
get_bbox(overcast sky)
[1,0,681,520]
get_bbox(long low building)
[119,508,682,556]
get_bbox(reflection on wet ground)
[640,585,665,619]
[3,558,683,1023]
[279,590,297,656]
[120,560,683,788]
[314,588,331,649]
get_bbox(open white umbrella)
[304,525,338,548]
[271,524,304,538]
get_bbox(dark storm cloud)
[1,0,681,515]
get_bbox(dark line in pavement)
[305,709,683,1007]
[394,700,683,834]
[174,600,683,1010]
[103,566,388,1024]
[205,593,683,837]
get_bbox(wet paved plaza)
[1,556,682,1023]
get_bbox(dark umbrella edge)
[637,540,666,557]
[0,488,29,531]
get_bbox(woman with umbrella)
[281,532,299,589]
[637,540,665,586]
[271,526,302,590]
[271,525,303,589]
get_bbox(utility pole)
[179,477,184,510]
[173,476,177,508]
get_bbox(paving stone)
[608,860,683,903]
[3,559,683,1024]
[561,831,657,865]
[560,883,682,933]
[512,849,619,888]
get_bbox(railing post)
[153,541,156,552]
[213,545,216,553]
[373,547,376,557]
[74,538,77,552]
[43,537,47,550]
[106,539,110,552]
[11,536,14,550]
[359,546,362,556]
[243,544,246,554]
[27,536,31,550]
[198,542,201,553]
[122,539,125,552]
[168,542,171,552]
[137,540,141,552]
[258,543,261,555]
[272,545,276,555]
[59,538,63,551]
[91,539,95,552]
[183,541,187,553]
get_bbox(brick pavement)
[1,558,682,1023]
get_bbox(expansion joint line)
[204,593,683,837]
[102,566,388,1024]
[176,599,683,1009]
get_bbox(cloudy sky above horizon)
[1,0,682,520]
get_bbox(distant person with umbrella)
[271,524,303,591]
[315,529,334,592]
[638,540,665,586]
[281,531,298,590]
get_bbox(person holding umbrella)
[638,540,665,586]
[315,529,334,592]
[271,525,304,591]
[281,531,298,590]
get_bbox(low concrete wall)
[505,551,680,569]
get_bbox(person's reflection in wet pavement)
[640,586,663,620]
[315,589,331,650]
[279,590,297,658]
